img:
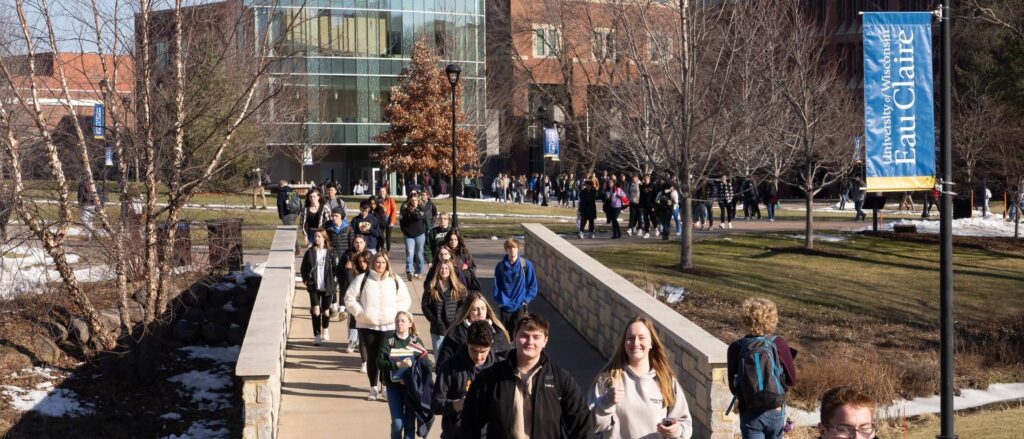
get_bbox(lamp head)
[445,64,461,85]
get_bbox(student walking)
[378,187,399,252]
[589,317,693,439]
[299,190,329,247]
[655,183,676,241]
[400,196,427,280]
[728,297,797,439]
[717,176,736,229]
[763,181,779,222]
[378,311,433,439]
[458,313,594,439]
[605,179,627,239]
[436,292,513,367]
[324,183,347,213]
[432,320,497,439]
[627,175,642,236]
[492,238,538,333]
[340,237,370,357]
[443,228,481,291]
[578,179,598,239]
[345,252,412,401]
[351,200,382,253]
[425,212,452,268]
[639,175,656,238]
[299,230,341,345]
[422,261,468,354]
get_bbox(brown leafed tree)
[375,39,477,178]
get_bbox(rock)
[204,305,228,325]
[245,276,261,292]
[181,307,204,323]
[43,320,69,344]
[99,309,121,333]
[231,292,252,308]
[69,318,90,344]
[202,322,227,345]
[226,324,245,345]
[172,320,200,343]
[0,346,32,370]
[28,333,61,364]
[231,304,252,326]
[132,287,149,305]
[127,300,145,323]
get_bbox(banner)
[104,144,114,167]
[863,12,935,192]
[302,144,313,166]
[93,103,105,140]
[543,127,560,160]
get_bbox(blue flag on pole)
[543,127,560,160]
[862,12,936,192]
[93,103,105,140]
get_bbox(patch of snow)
[167,369,232,411]
[222,302,237,313]
[29,367,61,381]
[161,412,182,420]
[177,346,240,364]
[788,382,1024,426]
[786,233,850,243]
[1,385,94,417]
[659,285,686,304]
[868,216,1022,238]
[163,420,230,439]
[1,245,113,298]
[242,263,263,278]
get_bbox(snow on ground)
[868,215,1022,237]
[162,420,230,439]
[177,346,240,364]
[786,233,851,243]
[788,382,1024,426]
[1,382,94,417]
[1,243,115,298]
[167,369,233,411]
[160,412,182,421]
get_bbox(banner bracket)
[934,4,945,21]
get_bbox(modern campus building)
[253,0,488,192]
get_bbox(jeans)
[766,201,776,221]
[659,214,672,239]
[431,334,444,355]
[609,207,622,238]
[628,204,641,231]
[386,385,416,439]
[740,407,786,439]
[579,217,595,234]
[358,329,394,387]
[672,205,682,234]
[404,234,426,275]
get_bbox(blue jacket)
[492,256,538,313]
[404,356,436,437]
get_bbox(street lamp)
[445,63,461,227]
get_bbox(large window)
[592,29,616,61]
[533,25,560,58]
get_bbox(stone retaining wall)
[521,224,739,439]
[235,226,297,439]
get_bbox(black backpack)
[287,191,302,215]
[656,192,673,211]
[731,336,786,412]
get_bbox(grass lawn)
[585,233,1024,406]
[788,402,1024,439]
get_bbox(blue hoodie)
[492,255,538,313]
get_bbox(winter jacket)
[579,187,598,220]
[492,256,538,313]
[276,186,294,219]
[379,334,436,437]
[400,205,427,238]
[432,346,496,439]
[422,200,438,230]
[639,182,656,208]
[457,351,595,439]
[627,181,641,204]
[350,214,382,250]
[453,253,481,292]
[425,226,450,265]
[437,319,512,367]
[380,196,399,226]
[324,221,351,256]
[606,188,626,209]
[421,283,466,336]
[589,367,693,439]
[742,179,759,201]
[344,270,411,331]
[300,248,340,294]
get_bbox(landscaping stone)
[204,305,229,325]
[227,323,245,345]
[0,346,32,370]
[202,322,228,345]
[127,300,145,323]
[207,287,232,308]
[27,333,61,364]
[44,320,69,344]
[99,309,121,332]
[69,318,90,344]
[181,307,204,323]
[172,320,200,343]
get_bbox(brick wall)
[522,224,739,439]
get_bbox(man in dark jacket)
[420,191,438,231]
[458,313,593,439]
[816,387,877,439]
[350,200,381,252]
[742,176,760,220]
[433,321,496,439]
[276,180,298,224]
[638,174,656,238]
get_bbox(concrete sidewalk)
[276,240,606,438]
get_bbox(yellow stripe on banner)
[866,176,936,192]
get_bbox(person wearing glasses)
[816,387,877,439]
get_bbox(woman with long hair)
[589,317,692,438]
[369,196,390,252]
[421,261,468,353]
[340,236,369,355]
[299,190,329,246]
[378,310,431,439]
[299,229,340,345]
[605,178,626,239]
[399,196,427,280]
[441,228,480,291]
[345,252,412,401]
[436,291,512,366]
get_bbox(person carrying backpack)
[654,182,676,241]
[491,238,537,333]
[727,297,797,439]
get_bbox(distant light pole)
[445,63,461,227]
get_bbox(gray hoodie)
[589,367,693,439]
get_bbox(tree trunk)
[1016,197,1020,239]
[680,197,693,269]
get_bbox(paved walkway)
[276,240,606,438]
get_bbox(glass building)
[253,0,486,192]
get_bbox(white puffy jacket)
[344,270,411,331]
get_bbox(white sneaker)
[719,224,725,229]
[728,223,733,229]
[578,232,584,239]
[368,387,378,401]
[313,335,322,346]
[643,233,650,239]
[627,228,634,236]
[322,328,329,341]
[588,233,595,239]
[360,362,367,373]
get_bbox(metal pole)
[450,83,458,227]
[937,3,957,439]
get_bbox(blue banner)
[863,12,935,192]
[93,103,105,140]
[543,127,559,160]
[104,144,113,167]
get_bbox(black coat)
[299,248,341,294]
[421,284,466,336]
[432,347,496,439]
[578,187,597,220]
[276,186,293,219]
[350,214,382,249]
[437,319,512,367]
[457,351,594,439]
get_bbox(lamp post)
[445,64,461,227]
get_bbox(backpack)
[287,191,302,215]
[656,192,673,211]
[731,336,786,412]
